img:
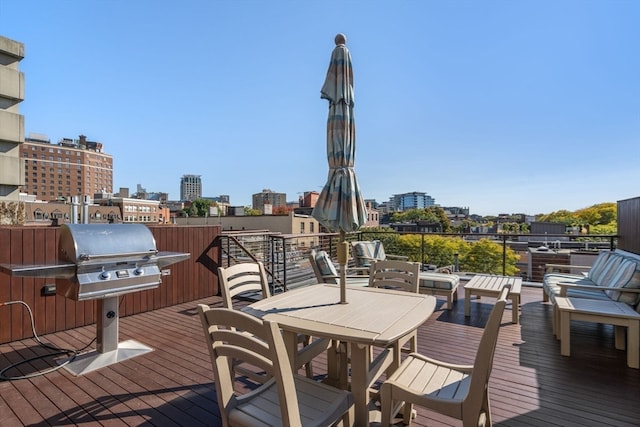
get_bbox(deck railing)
[215,229,617,290]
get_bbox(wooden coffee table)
[464,274,523,323]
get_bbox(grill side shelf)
[0,263,77,279]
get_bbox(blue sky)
[1,1,638,216]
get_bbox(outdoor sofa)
[543,249,640,306]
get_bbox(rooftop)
[1,285,638,426]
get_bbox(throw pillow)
[605,259,640,305]
[315,251,338,278]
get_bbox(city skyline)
[2,1,638,216]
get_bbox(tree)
[460,238,519,276]
[391,208,438,223]
[192,198,213,217]
[181,205,196,217]
[427,206,452,232]
[390,207,451,231]
[451,219,476,233]
[536,209,577,225]
[575,202,617,226]
[244,207,262,216]
[536,202,617,231]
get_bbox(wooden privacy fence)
[0,225,221,344]
[618,196,640,255]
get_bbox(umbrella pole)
[338,231,348,304]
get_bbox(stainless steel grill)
[1,223,190,375]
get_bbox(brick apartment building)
[20,134,113,201]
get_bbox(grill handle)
[78,250,158,261]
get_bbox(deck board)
[1,286,640,426]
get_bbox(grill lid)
[59,223,158,264]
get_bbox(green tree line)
[355,229,520,276]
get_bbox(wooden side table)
[464,274,523,323]
[555,296,640,369]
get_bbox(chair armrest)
[545,263,591,273]
[400,352,473,374]
[557,282,640,297]
[386,254,409,261]
[557,282,602,296]
[295,337,331,368]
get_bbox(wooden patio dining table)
[243,283,436,426]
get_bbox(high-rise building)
[180,174,202,201]
[20,134,113,201]
[252,189,286,210]
[390,191,436,211]
[0,36,25,201]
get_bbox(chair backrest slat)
[368,260,420,293]
[218,262,271,308]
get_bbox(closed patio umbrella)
[312,34,367,303]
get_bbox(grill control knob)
[100,271,111,280]
[134,267,144,275]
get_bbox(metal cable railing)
[215,230,618,289]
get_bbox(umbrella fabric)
[312,35,367,233]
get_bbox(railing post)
[502,234,507,276]
[421,233,425,270]
[270,235,276,292]
[282,239,288,292]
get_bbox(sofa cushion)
[544,273,595,301]
[604,259,640,305]
[418,272,459,290]
[586,250,614,283]
[592,254,626,287]
[352,241,386,267]
[315,251,338,278]
[544,273,592,287]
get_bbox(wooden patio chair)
[380,285,511,427]
[368,260,422,355]
[198,306,355,427]
[308,249,369,287]
[351,240,408,269]
[218,262,330,380]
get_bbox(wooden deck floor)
[1,285,639,426]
